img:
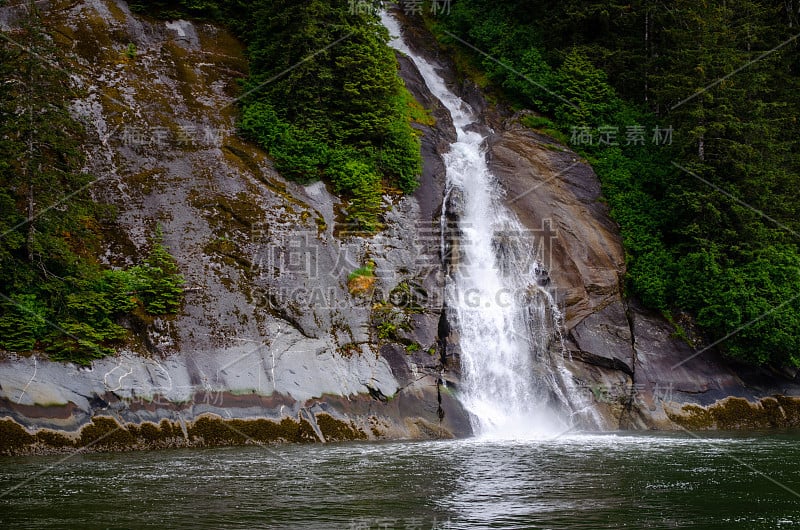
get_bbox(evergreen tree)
[238,0,421,229]
[436,0,800,367]
[0,8,184,364]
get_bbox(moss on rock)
[667,396,800,430]
[0,419,36,455]
[78,416,137,450]
[315,413,367,441]
[35,430,75,449]
[187,415,320,446]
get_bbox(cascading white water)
[383,12,590,438]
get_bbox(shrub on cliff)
[237,0,421,230]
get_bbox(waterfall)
[382,12,592,438]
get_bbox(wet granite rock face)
[0,0,471,453]
[483,114,800,429]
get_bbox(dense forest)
[429,0,800,368]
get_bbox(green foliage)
[239,102,330,183]
[128,0,224,20]
[347,265,375,282]
[376,321,396,340]
[125,43,137,60]
[0,13,183,364]
[129,230,185,315]
[521,114,570,145]
[128,1,424,228]
[0,294,48,351]
[0,234,183,364]
[554,48,619,127]
[436,0,800,368]
[504,47,558,110]
[399,88,435,127]
[46,321,118,365]
[375,110,423,194]
[520,115,555,130]
[328,156,383,231]
[98,269,138,315]
[235,0,421,229]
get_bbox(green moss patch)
[78,416,137,450]
[35,430,75,449]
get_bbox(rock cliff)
[0,0,470,453]
[1,1,799,455]
[482,75,800,431]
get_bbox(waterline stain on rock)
[666,396,800,430]
[316,413,368,441]
[0,411,373,456]
[0,419,35,454]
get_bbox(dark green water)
[1,432,800,529]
